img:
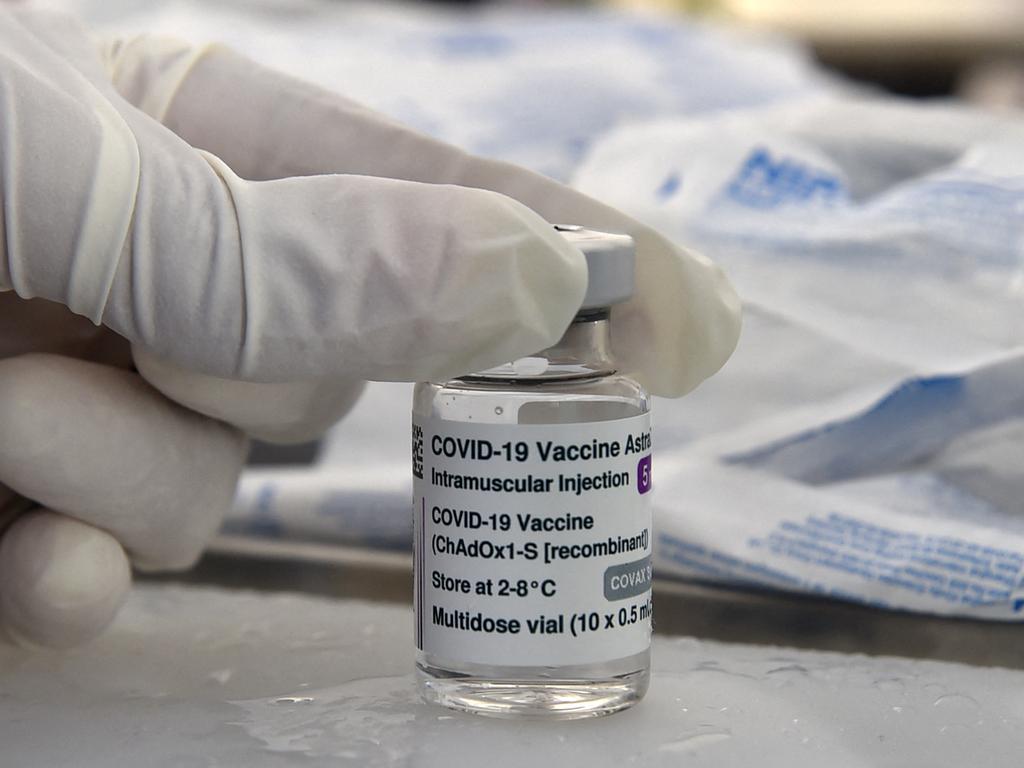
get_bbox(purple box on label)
[637,455,652,494]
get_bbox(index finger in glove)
[2,12,587,385]
[132,344,366,444]
[0,353,247,570]
[103,36,741,397]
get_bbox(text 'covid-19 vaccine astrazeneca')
[412,226,652,719]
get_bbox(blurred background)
[429,0,1024,103]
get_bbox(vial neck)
[464,310,616,383]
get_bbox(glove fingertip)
[411,190,590,381]
[0,511,131,649]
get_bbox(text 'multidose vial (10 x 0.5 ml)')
[412,226,652,719]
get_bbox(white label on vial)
[412,412,652,667]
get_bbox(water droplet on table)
[207,669,233,685]
[658,725,732,752]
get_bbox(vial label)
[412,413,652,667]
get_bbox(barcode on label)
[412,423,424,480]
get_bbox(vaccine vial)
[412,226,652,719]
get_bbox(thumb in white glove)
[115,35,742,398]
[4,10,590,383]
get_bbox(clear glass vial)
[412,226,652,719]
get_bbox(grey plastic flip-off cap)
[555,225,635,310]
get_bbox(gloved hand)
[0,8,741,648]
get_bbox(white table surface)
[2,584,1022,767]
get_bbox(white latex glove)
[0,8,740,648]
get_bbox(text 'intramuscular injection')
[412,226,653,719]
